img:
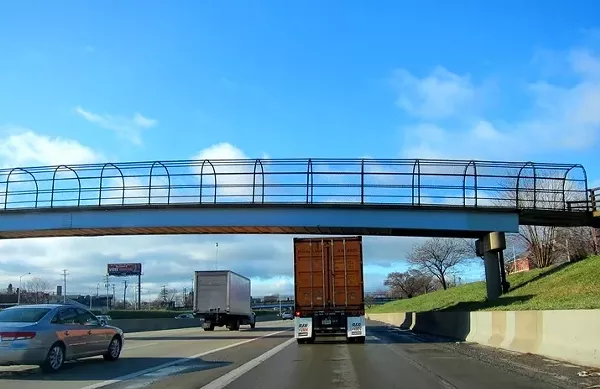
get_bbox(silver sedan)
[0,304,124,373]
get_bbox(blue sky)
[0,2,599,299]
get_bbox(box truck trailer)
[193,270,256,331]
[293,236,366,344]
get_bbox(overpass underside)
[0,204,593,240]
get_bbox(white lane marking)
[78,329,290,389]
[123,343,159,351]
[198,337,296,389]
[121,365,191,389]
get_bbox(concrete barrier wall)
[108,313,282,333]
[367,310,600,368]
[107,318,203,333]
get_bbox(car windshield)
[0,307,52,323]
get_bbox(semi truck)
[293,236,366,344]
[193,270,256,331]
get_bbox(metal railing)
[0,158,590,212]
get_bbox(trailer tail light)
[0,332,37,341]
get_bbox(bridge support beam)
[476,232,507,301]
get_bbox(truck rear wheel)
[227,320,240,331]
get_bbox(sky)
[0,1,599,301]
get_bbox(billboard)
[107,263,142,276]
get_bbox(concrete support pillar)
[483,251,502,301]
[476,232,506,301]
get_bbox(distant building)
[507,254,534,274]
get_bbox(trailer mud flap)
[294,317,313,339]
[347,316,366,337]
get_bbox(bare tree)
[364,295,375,309]
[384,269,436,298]
[25,277,52,303]
[407,238,469,290]
[497,173,590,268]
[554,227,599,262]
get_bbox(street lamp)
[18,272,31,305]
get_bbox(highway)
[0,320,596,389]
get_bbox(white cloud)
[192,142,267,202]
[391,66,482,119]
[0,234,418,299]
[75,107,157,145]
[0,128,101,167]
[398,48,600,160]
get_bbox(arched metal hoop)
[411,160,421,206]
[562,164,588,210]
[51,165,81,207]
[149,161,171,205]
[99,163,125,206]
[252,159,265,204]
[462,161,478,207]
[360,159,365,204]
[199,160,217,204]
[516,161,537,209]
[306,159,314,204]
[4,167,39,209]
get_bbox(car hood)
[102,324,123,334]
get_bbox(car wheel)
[40,343,65,373]
[103,336,122,361]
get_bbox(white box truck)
[193,270,256,331]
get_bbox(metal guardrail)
[566,187,599,213]
[0,158,590,212]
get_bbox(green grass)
[368,255,600,313]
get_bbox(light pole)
[215,242,219,270]
[18,272,31,305]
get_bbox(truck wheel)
[296,339,306,345]
[354,336,365,344]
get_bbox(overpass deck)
[0,158,596,239]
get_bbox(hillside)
[368,255,600,313]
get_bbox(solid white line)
[123,342,159,351]
[78,330,290,389]
[198,337,296,389]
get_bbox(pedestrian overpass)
[0,158,597,239]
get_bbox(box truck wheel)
[354,336,365,344]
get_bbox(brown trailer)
[293,236,366,344]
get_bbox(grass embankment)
[368,255,600,313]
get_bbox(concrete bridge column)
[476,232,507,301]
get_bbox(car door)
[50,307,88,358]
[75,308,108,354]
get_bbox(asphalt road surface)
[1,320,597,389]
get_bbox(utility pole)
[123,279,128,309]
[96,283,100,297]
[104,275,110,311]
[215,242,219,270]
[112,284,116,309]
[61,269,69,304]
[18,272,30,306]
